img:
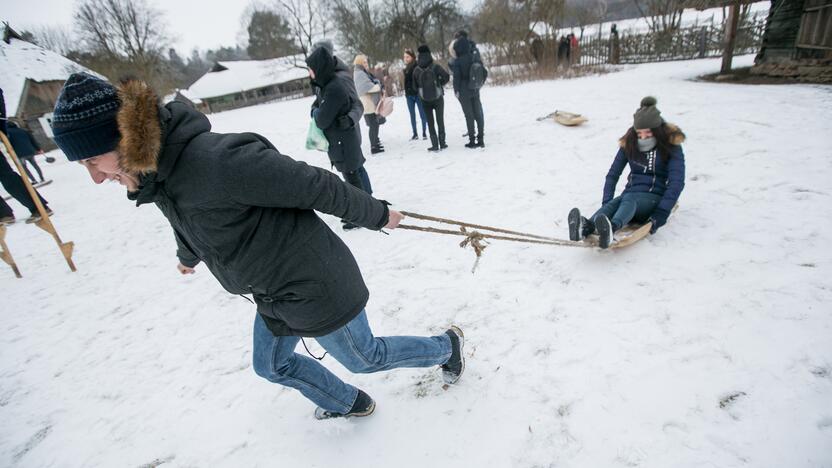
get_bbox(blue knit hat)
[51,73,121,161]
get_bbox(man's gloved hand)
[649,208,670,234]
[336,115,353,130]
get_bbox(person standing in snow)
[353,54,384,154]
[6,122,47,183]
[567,97,686,249]
[412,45,450,152]
[50,72,465,420]
[450,31,487,149]
[403,48,428,141]
[307,43,373,231]
[0,90,53,225]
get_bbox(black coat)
[6,124,41,158]
[413,53,450,100]
[118,81,389,337]
[307,48,366,173]
[451,37,479,98]
[404,61,418,96]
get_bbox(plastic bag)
[305,119,329,152]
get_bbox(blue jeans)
[406,95,427,136]
[342,166,372,195]
[252,310,452,413]
[592,192,662,231]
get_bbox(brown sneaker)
[0,215,15,225]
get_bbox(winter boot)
[439,141,448,150]
[410,134,419,141]
[0,215,15,225]
[314,389,376,420]
[25,207,53,224]
[568,208,584,241]
[476,135,484,148]
[427,146,440,152]
[441,326,465,384]
[596,214,613,249]
[371,145,385,155]
[464,139,478,149]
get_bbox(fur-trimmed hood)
[116,80,211,176]
[619,122,685,148]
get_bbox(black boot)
[568,208,584,241]
[439,141,448,150]
[476,135,484,148]
[371,145,385,154]
[410,134,419,141]
[314,389,376,420]
[441,326,465,384]
[596,214,613,249]
[464,139,478,149]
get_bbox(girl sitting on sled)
[569,96,686,249]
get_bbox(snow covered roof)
[186,55,309,100]
[0,35,99,117]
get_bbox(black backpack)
[417,65,442,102]
[468,47,488,90]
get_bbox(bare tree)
[275,0,331,62]
[74,0,173,89]
[330,0,391,61]
[632,0,684,35]
[25,25,76,55]
[474,0,534,66]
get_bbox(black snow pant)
[422,97,446,148]
[20,155,44,183]
[0,154,48,217]
[363,114,381,148]
[341,166,373,195]
[458,93,484,143]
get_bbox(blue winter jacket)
[603,124,686,215]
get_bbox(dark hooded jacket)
[306,46,365,173]
[6,122,42,158]
[450,37,480,97]
[404,61,418,96]
[603,124,686,215]
[117,80,389,337]
[413,51,450,101]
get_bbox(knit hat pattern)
[51,73,121,162]
[633,96,663,130]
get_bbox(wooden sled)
[582,205,678,250]
[536,110,588,126]
[554,111,588,126]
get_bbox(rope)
[396,211,584,272]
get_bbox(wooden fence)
[574,18,766,66]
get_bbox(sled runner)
[581,205,678,250]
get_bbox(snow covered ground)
[2,55,831,468]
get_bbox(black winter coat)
[404,62,418,96]
[117,80,389,337]
[413,52,450,101]
[6,124,41,157]
[451,37,480,98]
[307,48,366,173]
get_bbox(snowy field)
[2,55,831,467]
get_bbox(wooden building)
[753,0,832,81]
[0,25,101,150]
[186,56,312,114]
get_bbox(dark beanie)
[633,96,663,130]
[51,73,121,162]
[417,45,431,54]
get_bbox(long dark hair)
[621,123,680,162]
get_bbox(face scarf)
[637,136,657,152]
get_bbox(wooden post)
[0,224,22,278]
[721,1,741,74]
[0,132,76,272]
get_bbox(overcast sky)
[3,0,256,55]
[4,0,480,56]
